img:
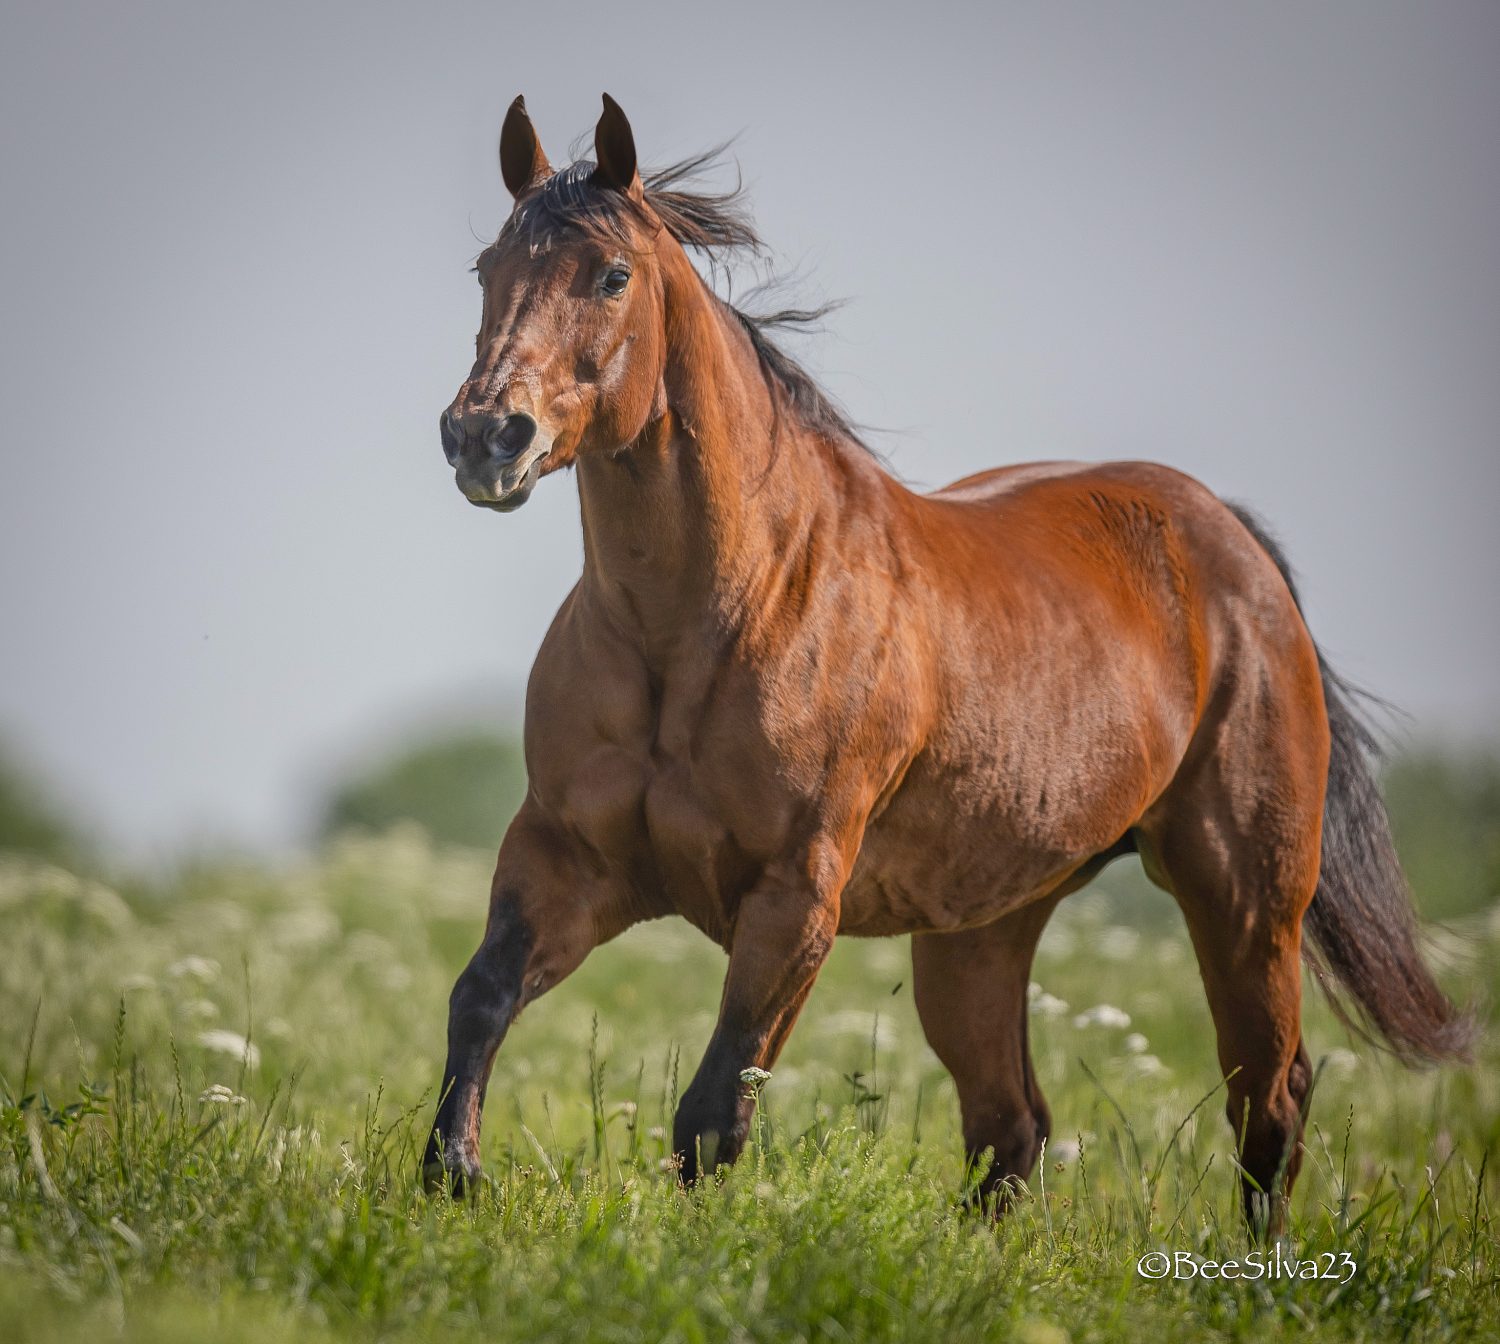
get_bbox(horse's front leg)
[674,863,841,1182]
[423,808,618,1194]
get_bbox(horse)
[422,93,1472,1234]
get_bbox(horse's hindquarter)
[840,462,1214,933]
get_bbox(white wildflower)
[181,998,218,1021]
[1127,1054,1169,1078]
[1097,926,1141,961]
[168,955,220,983]
[375,963,413,992]
[861,940,906,975]
[1041,925,1077,957]
[1123,1032,1149,1054]
[1030,992,1070,1018]
[1322,1048,1359,1079]
[1073,1004,1131,1030]
[1048,1138,1081,1164]
[341,931,414,990]
[268,906,340,950]
[199,1084,247,1106]
[344,930,397,963]
[119,973,157,993]
[739,1067,772,1096]
[197,1029,260,1069]
[80,881,135,930]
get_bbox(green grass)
[1,826,1496,1342]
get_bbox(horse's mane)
[503,151,869,453]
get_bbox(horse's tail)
[1229,503,1476,1066]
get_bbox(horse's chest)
[536,635,832,934]
[641,766,747,928]
[555,739,766,940]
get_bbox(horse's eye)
[601,267,631,297]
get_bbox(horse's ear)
[592,93,641,196]
[500,95,551,199]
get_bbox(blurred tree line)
[318,731,527,853]
[1,734,1497,921]
[0,742,85,866]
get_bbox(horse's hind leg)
[1137,722,1325,1237]
[912,896,1061,1212]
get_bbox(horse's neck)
[576,261,842,651]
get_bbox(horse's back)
[922,458,1291,631]
[928,458,1096,502]
[930,457,1214,515]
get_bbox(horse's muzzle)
[444,409,552,511]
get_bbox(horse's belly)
[839,809,1073,936]
[838,736,1154,935]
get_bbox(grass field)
[1,822,1496,1342]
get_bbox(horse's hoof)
[422,1155,481,1198]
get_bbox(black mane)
[502,153,868,453]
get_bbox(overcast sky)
[1,2,1496,859]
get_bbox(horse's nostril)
[439,409,464,464]
[485,413,538,462]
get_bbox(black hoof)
[422,1153,482,1197]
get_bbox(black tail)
[1229,504,1476,1066]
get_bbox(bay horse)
[424,94,1472,1233]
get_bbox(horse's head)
[441,95,669,512]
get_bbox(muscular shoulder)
[525,585,653,760]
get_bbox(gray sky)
[2,2,1497,858]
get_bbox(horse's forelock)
[498,151,872,456]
